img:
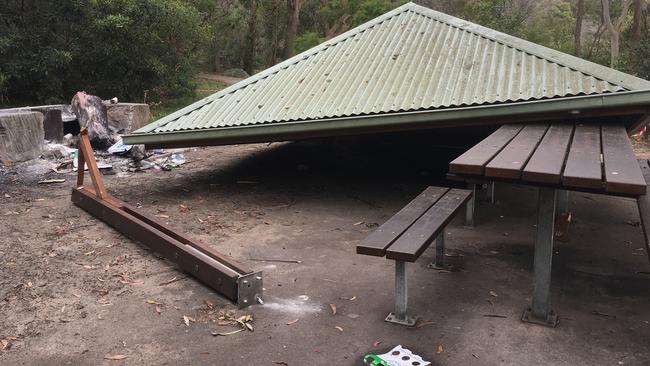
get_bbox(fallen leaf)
[416,320,435,328]
[145,299,162,305]
[339,296,356,301]
[84,250,95,256]
[272,361,289,365]
[183,315,194,326]
[286,318,299,325]
[436,345,443,354]
[372,341,382,347]
[489,291,498,297]
[353,221,364,226]
[211,329,244,336]
[156,214,169,219]
[3,194,10,198]
[178,204,191,213]
[155,306,162,314]
[334,326,343,332]
[329,303,337,315]
[104,355,128,360]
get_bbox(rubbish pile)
[1,91,185,182]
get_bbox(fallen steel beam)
[71,129,262,307]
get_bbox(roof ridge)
[403,2,650,90]
[137,3,414,133]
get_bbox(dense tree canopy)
[0,0,208,105]
[1,0,649,107]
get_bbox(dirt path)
[196,72,244,86]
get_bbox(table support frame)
[522,187,559,327]
[465,183,476,227]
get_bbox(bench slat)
[635,159,650,264]
[356,186,449,257]
[485,124,549,180]
[601,125,646,195]
[449,124,524,175]
[522,124,574,184]
[562,124,603,190]
[386,189,472,262]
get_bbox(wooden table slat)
[385,189,472,262]
[522,124,574,184]
[449,124,524,175]
[561,124,603,190]
[356,186,449,257]
[601,125,647,195]
[485,124,549,180]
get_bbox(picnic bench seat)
[356,186,472,326]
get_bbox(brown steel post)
[77,129,107,199]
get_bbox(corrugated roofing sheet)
[128,2,650,140]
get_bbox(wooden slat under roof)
[123,2,650,148]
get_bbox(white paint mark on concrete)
[261,296,322,315]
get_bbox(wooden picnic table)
[448,122,647,327]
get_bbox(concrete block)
[0,111,44,162]
[106,103,151,134]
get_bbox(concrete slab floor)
[1,134,649,365]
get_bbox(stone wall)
[0,111,45,162]
[105,103,151,134]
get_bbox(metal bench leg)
[488,181,496,204]
[385,261,417,326]
[522,187,559,327]
[427,234,445,269]
[556,189,569,215]
[465,183,476,227]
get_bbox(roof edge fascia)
[123,90,650,146]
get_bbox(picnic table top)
[449,123,647,197]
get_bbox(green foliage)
[295,32,327,53]
[463,0,531,36]
[522,1,576,54]
[351,0,407,25]
[0,0,208,106]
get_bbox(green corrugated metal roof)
[124,2,650,146]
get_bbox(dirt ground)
[1,131,649,365]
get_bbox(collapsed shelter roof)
[123,2,650,148]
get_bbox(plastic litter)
[363,345,430,366]
[108,137,133,154]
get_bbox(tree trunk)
[631,0,644,45]
[270,0,280,65]
[574,0,585,57]
[284,0,302,59]
[243,0,257,75]
[601,0,631,67]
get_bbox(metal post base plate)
[521,307,559,327]
[426,263,446,270]
[385,312,417,327]
[237,271,263,308]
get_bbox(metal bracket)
[385,312,417,327]
[521,307,559,327]
[237,271,264,308]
